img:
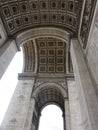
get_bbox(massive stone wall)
[1,80,34,130]
[86,2,98,95]
[0,39,17,79]
[68,81,83,130]
[71,39,98,130]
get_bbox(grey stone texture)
[85,2,98,95]
[0,1,98,130]
[64,99,71,130]
[1,80,34,130]
[71,39,98,130]
[0,40,18,79]
[68,80,83,130]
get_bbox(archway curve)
[0,0,82,37]
[32,82,68,99]
[16,27,70,46]
[40,103,63,117]
[18,27,70,74]
[31,82,67,130]
[39,102,64,113]
[32,82,67,113]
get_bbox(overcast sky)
[39,105,63,130]
[0,50,63,130]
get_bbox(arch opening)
[38,105,63,130]
[35,87,64,113]
[33,84,66,113]
[31,83,66,130]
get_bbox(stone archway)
[31,82,67,130]
[17,28,73,79]
[15,31,72,130]
[1,1,98,129]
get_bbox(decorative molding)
[80,0,97,49]
[23,40,35,72]
[33,79,67,90]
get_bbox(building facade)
[0,0,98,130]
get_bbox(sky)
[0,50,63,130]
[39,105,63,130]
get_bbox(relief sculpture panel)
[80,0,97,48]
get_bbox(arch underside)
[23,37,69,74]
[31,82,67,130]
[0,0,82,36]
[35,85,64,113]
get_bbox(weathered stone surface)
[86,3,98,95]
[68,81,83,130]
[71,39,98,130]
[64,99,71,130]
[0,40,18,79]
[1,80,34,130]
[0,1,98,130]
[23,98,35,130]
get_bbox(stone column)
[1,79,34,130]
[0,39,18,79]
[64,99,71,130]
[67,80,83,130]
[23,97,35,130]
[70,39,98,130]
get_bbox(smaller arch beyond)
[16,27,70,46]
[32,82,67,113]
[32,82,68,98]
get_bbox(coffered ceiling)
[23,37,73,75]
[36,37,66,73]
[0,0,82,36]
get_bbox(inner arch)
[35,85,65,113]
[31,83,66,130]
